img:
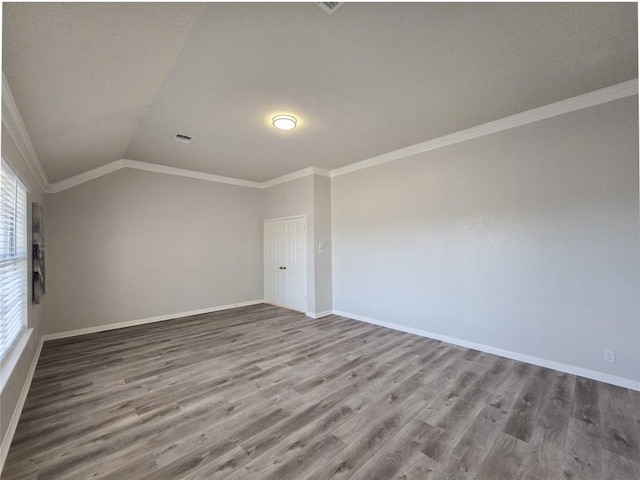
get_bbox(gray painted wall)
[313,175,332,314]
[0,124,48,446]
[331,96,640,382]
[45,168,263,334]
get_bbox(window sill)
[0,328,34,393]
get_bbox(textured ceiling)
[3,2,638,183]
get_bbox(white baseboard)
[305,310,333,319]
[333,310,640,392]
[0,338,43,474]
[42,300,265,341]
[0,300,264,475]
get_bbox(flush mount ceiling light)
[272,114,297,130]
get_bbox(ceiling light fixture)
[272,114,297,130]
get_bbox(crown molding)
[330,79,638,178]
[122,160,261,189]
[48,159,261,193]
[1,74,51,192]
[48,160,125,193]
[49,162,332,193]
[10,77,639,194]
[259,166,330,189]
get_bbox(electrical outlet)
[604,350,615,363]
[161,302,166,309]
[371,304,377,313]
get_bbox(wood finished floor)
[3,304,640,480]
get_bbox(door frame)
[263,214,308,312]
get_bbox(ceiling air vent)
[174,133,193,144]
[317,2,342,15]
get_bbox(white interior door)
[264,216,307,312]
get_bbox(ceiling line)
[330,78,639,178]
[3,74,637,195]
[119,6,208,162]
[2,73,50,192]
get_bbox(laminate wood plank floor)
[3,304,639,479]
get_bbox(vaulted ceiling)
[3,3,638,184]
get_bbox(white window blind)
[0,160,27,360]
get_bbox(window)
[0,160,27,359]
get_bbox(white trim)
[1,74,51,192]
[48,161,331,193]
[305,310,332,319]
[0,337,43,475]
[311,167,331,177]
[333,310,640,392]
[48,162,332,193]
[260,166,330,189]
[48,159,125,193]
[0,328,33,392]
[41,300,264,341]
[7,78,637,194]
[122,160,261,189]
[264,214,307,223]
[49,159,261,193]
[330,79,639,178]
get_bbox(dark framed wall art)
[32,202,45,304]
